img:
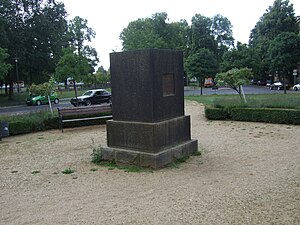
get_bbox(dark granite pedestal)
[101,49,198,169]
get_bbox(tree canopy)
[215,68,253,101]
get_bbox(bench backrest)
[58,105,112,117]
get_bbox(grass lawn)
[185,94,300,109]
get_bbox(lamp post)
[15,58,19,94]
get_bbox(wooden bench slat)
[57,105,112,132]
[62,115,113,122]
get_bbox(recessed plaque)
[163,73,175,96]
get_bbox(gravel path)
[0,101,299,225]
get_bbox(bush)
[205,106,300,125]
[0,110,111,136]
[230,108,300,125]
[9,121,34,135]
[3,111,57,135]
[204,106,229,120]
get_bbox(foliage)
[28,77,56,113]
[120,12,188,52]
[215,68,253,101]
[68,16,98,73]
[249,0,299,80]
[0,48,12,80]
[211,14,234,49]
[99,161,152,173]
[188,14,217,55]
[91,147,103,164]
[187,94,300,109]
[205,106,300,125]
[55,46,90,83]
[62,168,75,174]
[267,32,300,82]
[0,0,69,85]
[221,42,261,76]
[185,48,219,84]
[3,111,57,135]
[204,106,229,120]
[166,156,190,169]
[83,66,110,88]
[230,108,300,124]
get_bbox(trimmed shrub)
[9,121,34,135]
[205,106,300,125]
[230,108,300,125]
[205,106,229,120]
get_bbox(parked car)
[269,82,291,90]
[269,82,282,90]
[70,89,111,107]
[293,83,300,91]
[257,80,267,86]
[26,92,59,106]
[204,77,214,88]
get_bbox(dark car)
[70,89,111,106]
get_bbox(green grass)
[99,161,153,173]
[62,168,75,174]
[186,94,300,109]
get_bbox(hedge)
[205,106,300,125]
[204,107,229,120]
[1,111,111,136]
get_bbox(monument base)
[101,139,198,169]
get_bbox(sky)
[62,0,300,70]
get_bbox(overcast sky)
[62,0,300,70]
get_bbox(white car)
[269,82,283,90]
[293,83,300,91]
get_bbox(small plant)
[62,168,75,174]
[100,161,152,173]
[90,168,98,172]
[192,150,202,156]
[91,147,103,164]
[167,156,190,169]
[31,170,40,174]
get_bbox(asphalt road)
[0,101,72,116]
[0,85,299,116]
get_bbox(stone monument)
[101,49,198,169]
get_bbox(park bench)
[57,104,112,132]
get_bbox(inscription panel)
[162,73,175,96]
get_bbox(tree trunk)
[48,95,53,114]
[73,80,79,106]
[283,73,287,94]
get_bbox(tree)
[211,14,234,60]
[55,46,90,105]
[187,14,217,55]
[267,32,300,93]
[120,12,188,52]
[186,14,233,77]
[215,68,253,102]
[28,77,56,113]
[185,48,219,94]
[221,42,261,77]
[82,66,110,88]
[249,0,299,79]
[0,48,12,81]
[68,16,98,73]
[0,0,69,86]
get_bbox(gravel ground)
[0,101,299,225]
